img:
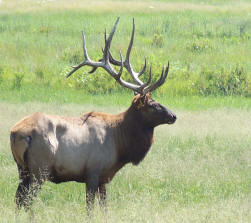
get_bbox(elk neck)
[113,104,154,166]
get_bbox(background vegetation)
[0,0,250,222]
[0,0,251,98]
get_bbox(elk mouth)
[167,120,176,124]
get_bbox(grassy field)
[0,100,250,222]
[0,0,251,222]
[0,0,251,96]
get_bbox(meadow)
[0,0,251,97]
[0,0,251,222]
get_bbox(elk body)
[10,17,177,214]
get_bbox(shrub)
[151,33,164,48]
[38,26,53,35]
[0,67,3,86]
[12,72,24,90]
[196,66,250,96]
[186,38,212,53]
[35,67,44,83]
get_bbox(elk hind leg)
[85,174,99,215]
[15,166,32,211]
[15,166,42,212]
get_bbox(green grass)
[0,0,251,96]
[1,84,251,110]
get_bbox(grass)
[0,0,250,222]
[1,0,251,13]
[0,102,250,222]
[1,84,251,110]
[0,0,251,96]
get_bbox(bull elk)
[10,17,177,214]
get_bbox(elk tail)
[10,131,31,170]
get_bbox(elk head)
[66,17,177,127]
[131,93,176,128]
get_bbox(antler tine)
[103,17,120,63]
[143,62,170,94]
[145,63,153,86]
[66,31,92,78]
[143,67,164,94]
[107,49,147,80]
[113,50,149,92]
[117,51,124,79]
[66,62,84,78]
[136,63,152,94]
[66,31,90,78]
[107,49,122,66]
[66,19,120,78]
[104,18,147,85]
[81,31,90,61]
[125,18,135,64]
[138,58,147,77]
[101,48,121,66]
[104,28,106,44]
[122,18,145,85]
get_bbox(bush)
[35,67,44,83]
[0,67,3,86]
[196,66,250,96]
[151,33,164,48]
[12,72,24,90]
[60,62,250,97]
[186,38,212,53]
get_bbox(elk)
[10,17,177,214]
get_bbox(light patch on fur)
[48,134,58,154]
[11,136,29,170]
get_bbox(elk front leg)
[98,184,107,208]
[85,174,99,215]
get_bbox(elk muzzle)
[163,107,177,124]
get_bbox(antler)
[66,17,169,95]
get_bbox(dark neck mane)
[115,105,154,165]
